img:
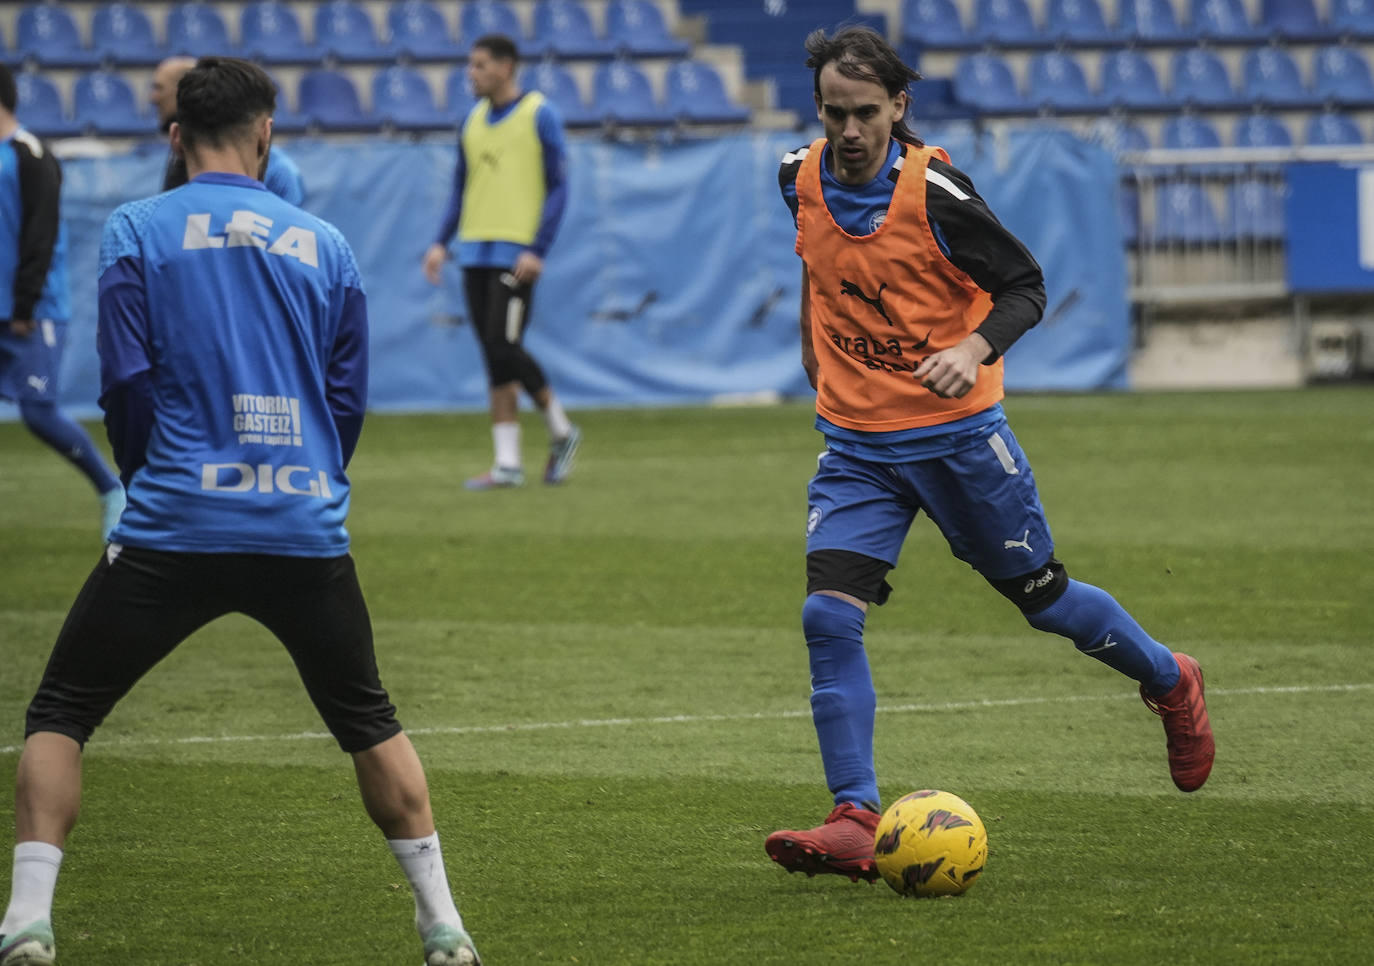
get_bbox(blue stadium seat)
[269,73,311,133]
[372,65,449,129]
[1153,180,1223,243]
[953,52,1025,112]
[1116,0,1190,42]
[1090,116,1152,152]
[1100,48,1171,108]
[387,1,464,60]
[1170,48,1239,107]
[1191,0,1267,40]
[445,67,477,121]
[17,3,100,68]
[1330,0,1374,36]
[1260,0,1336,40]
[1227,179,1285,239]
[1026,50,1102,110]
[902,0,975,48]
[1306,110,1364,143]
[240,3,320,63]
[606,0,689,57]
[664,59,750,124]
[15,72,80,138]
[534,1,614,58]
[522,60,600,126]
[463,1,544,57]
[973,0,1042,45]
[1241,46,1314,106]
[592,59,672,126]
[299,68,373,130]
[166,3,234,57]
[1313,44,1374,103]
[1046,0,1116,44]
[73,70,153,136]
[93,3,164,66]
[1233,111,1293,146]
[1161,113,1223,148]
[315,1,395,62]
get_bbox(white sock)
[387,833,462,936]
[541,396,572,440]
[1,842,63,934]
[492,422,521,470]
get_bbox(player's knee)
[987,558,1069,616]
[17,398,56,429]
[483,343,522,386]
[802,592,866,643]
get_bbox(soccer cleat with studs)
[765,802,882,882]
[421,922,481,966]
[1141,651,1215,792]
[0,920,55,966]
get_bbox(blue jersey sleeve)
[321,223,368,467]
[264,148,305,206]
[529,101,568,258]
[432,110,473,248]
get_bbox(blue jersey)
[0,128,69,321]
[97,172,368,556]
[263,147,305,206]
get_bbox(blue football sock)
[802,593,880,811]
[19,400,120,495]
[1024,579,1179,694]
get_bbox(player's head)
[150,55,197,131]
[0,64,17,123]
[806,26,922,182]
[469,34,519,100]
[172,57,276,179]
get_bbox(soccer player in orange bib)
[765,27,1214,883]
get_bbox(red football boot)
[765,802,881,882]
[1141,652,1215,792]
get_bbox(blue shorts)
[806,418,1054,581]
[0,319,65,403]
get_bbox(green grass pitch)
[1,388,1372,965]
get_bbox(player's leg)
[247,554,479,965]
[1,322,124,540]
[2,547,221,964]
[498,277,580,484]
[765,450,915,882]
[463,268,523,490]
[923,422,1213,791]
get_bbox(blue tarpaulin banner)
[6,128,1128,421]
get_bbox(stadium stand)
[1047,0,1116,44]
[15,70,79,137]
[1169,47,1241,107]
[17,2,99,68]
[1305,109,1364,142]
[953,51,1025,112]
[902,0,976,49]
[73,69,151,135]
[664,59,750,124]
[445,65,478,122]
[315,1,395,63]
[533,0,614,59]
[1153,180,1224,243]
[1027,49,1102,111]
[1260,0,1337,41]
[1313,44,1374,104]
[1240,45,1315,107]
[1100,48,1174,108]
[522,59,601,127]
[92,2,164,66]
[239,2,321,64]
[1117,0,1192,43]
[1226,178,1286,239]
[461,0,546,57]
[606,0,690,57]
[298,67,371,130]
[371,63,448,130]
[972,0,1042,46]
[1233,110,1294,146]
[386,1,465,61]
[592,58,672,126]
[165,2,235,57]
[1330,0,1374,37]
[1161,112,1224,148]
[1190,0,1268,42]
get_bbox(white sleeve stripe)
[926,167,970,201]
[781,147,810,165]
[891,153,905,170]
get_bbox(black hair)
[472,33,520,63]
[0,64,16,114]
[805,25,923,146]
[175,57,276,152]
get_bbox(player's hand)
[801,342,818,390]
[9,319,36,338]
[913,333,992,399]
[421,244,449,286]
[511,251,544,286]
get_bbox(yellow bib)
[458,91,547,245]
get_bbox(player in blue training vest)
[0,64,124,540]
[0,59,481,966]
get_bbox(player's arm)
[328,242,369,468]
[512,101,570,285]
[13,136,62,328]
[96,212,155,486]
[914,159,1046,398]
[800,263,817,389]
[422,133,468,285]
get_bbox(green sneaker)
[0,920,55,966]
[422,922,481,966]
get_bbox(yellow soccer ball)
[873,789,988,897]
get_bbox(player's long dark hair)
[804,26,924,147]
[176,57,276,151]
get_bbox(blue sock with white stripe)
[1025,579,1179,694]
[18,400,120,494]
[802,593,880,811]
